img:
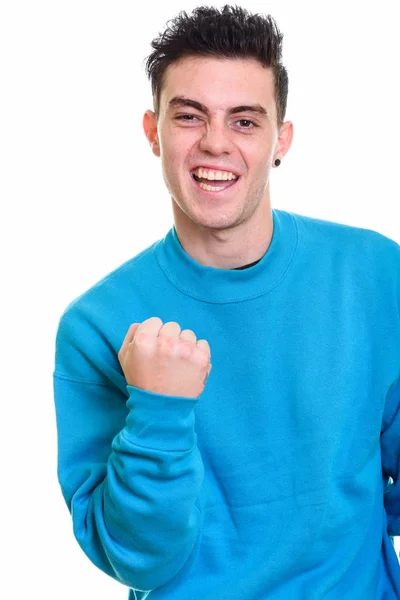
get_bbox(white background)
[1,1,399,598]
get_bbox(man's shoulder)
[288,209,400,259]
[61,236,162,319]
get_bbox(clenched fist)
[118,317,212,399]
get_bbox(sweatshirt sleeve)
[53,308,205,593]
[381,373,400,537]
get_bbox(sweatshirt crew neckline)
[154,208,298,303]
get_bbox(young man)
[53,5,400,599]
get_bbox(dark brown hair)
[143,4,289,129]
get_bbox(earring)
[274,158,281,167]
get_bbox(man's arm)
[53,310,204,592]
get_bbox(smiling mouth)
[191,172,239,193]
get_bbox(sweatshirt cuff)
[123,384,200,451]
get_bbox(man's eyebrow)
[168,96,270,119]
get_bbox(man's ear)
[143,110,160,157]
[275,120,294,162]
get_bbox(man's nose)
[198,121,233,155]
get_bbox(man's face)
[144,56,290,232]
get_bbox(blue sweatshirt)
[53,208,400,599]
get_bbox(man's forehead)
[169,54,268,71]
[161,57,274,118]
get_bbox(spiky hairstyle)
[143,4,289,129]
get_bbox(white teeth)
[193,167,238,181]
[196,180,237,192]
[199,182,224,191]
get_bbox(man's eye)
[176,115,198,122]
[237,119,256,128]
